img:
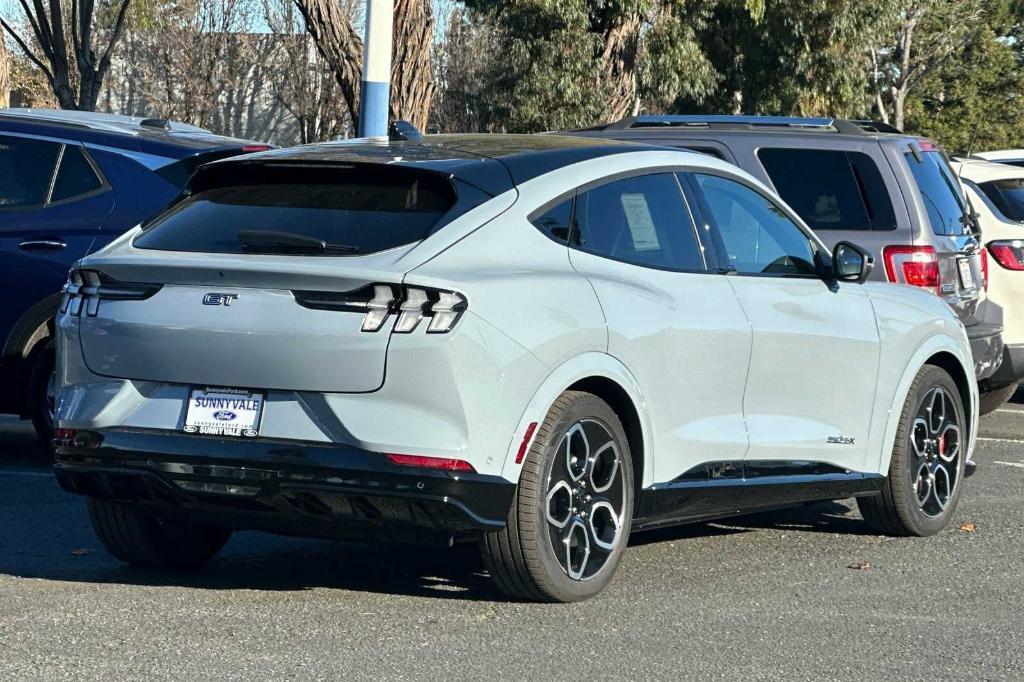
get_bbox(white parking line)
[0,469,53,478]
[978,437,1024,445]
[995,461,1024,470]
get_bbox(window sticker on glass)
[619,193,661,251]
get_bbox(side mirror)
[831,241,874,284]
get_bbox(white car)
[52,134,977,602]
[954,157,1024,411]
[975,149,1024,169]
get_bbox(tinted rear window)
[758,148,896,231]
[0,135,61,208]
[51,146,104,203]
[979,179,1024,222]
[134,166,458,256]
[905,150,970,236]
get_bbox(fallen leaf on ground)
[70,548,92,556]
[848,560,870,571]
[959,523,977,532]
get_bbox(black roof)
[0,109,268,160]
[201,134,667,196]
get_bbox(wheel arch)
[874,334,978,475]
[500,352,654,491]
[1,292,62,415]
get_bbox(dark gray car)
[572,115,1005,386]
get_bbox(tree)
[292,0,435,132]
[264,0,350,143]
[1,0,134,110]
[669,0,887,118]
[431,7,496,133]
[460,0,650,131]
[0,36,9,107]
[869,0,986,131]
[903,0,1024,150]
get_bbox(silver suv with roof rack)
[571,115,1008,397]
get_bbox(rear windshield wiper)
[238,230,359,255]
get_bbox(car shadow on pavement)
[0,417,878,600]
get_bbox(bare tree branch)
[0,17,54,83]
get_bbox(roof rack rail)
[604,115,838,131]
[597,114,903,136]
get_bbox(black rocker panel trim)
[633,460,885,531]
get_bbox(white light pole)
[359,0,393,138]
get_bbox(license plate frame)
[957,257,975,290]
[183,387,264,438]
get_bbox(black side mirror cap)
[831,241,874,284]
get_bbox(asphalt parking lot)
[1,401,1023,680]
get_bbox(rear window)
[134,166,458,256]
[905,150,971,236]
[979,179,1024,222]
[758,148,896,231]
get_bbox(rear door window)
[0,135,62,208]
[134,166,460,256]
[50,146,104,203]
[979,179,1024,222]
[758,148,896,231]
[905,149,971,236]
[574,173,705,271]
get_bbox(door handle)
[18,239,67,251]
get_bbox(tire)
[858,365,967,537]
[87,498,232,570]
[27,342,55,449]
[480,391,634,602]
[978,383,1017,416]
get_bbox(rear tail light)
[241,145,273,153]
[980,247,989,290]
[52,428,78,449]
[61,269,162,317]
[386,453,476,472]
[294,284,467,334]
[987,240,1024,271]
[882,245,940,294]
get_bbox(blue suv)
[0,109,271,444]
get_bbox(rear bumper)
[53,430,515,544]
[981,344,1024,391]
[966,321,1004,381]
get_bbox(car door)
[685,171,881,473]
[0,135,114,342]
[565,171,752,484]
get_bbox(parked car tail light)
[60,269,162,317]
[386,453,476,472]
[980,247,990,290]
[987,240,1024,271]
[882,245,940,294]
[293,284,467,334]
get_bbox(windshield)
[904,150,971,236]
[979,178,1024,222]
[134,167,458,256]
